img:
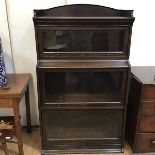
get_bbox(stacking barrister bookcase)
[33,4,135,154]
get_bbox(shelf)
[37,60,129,69]
[43,71,123,103]
[45,92,121,103]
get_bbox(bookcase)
[33,4,134,154]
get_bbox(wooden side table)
[0,74,32,155]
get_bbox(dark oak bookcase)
[33,4,134,154]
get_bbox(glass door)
[37,27,129,59]
[39,69,127,107]
[41,109,123,146]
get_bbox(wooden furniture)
[126,66,155,153]
[0,121,15,155]
[0,74,32,155]
[33,4,134,154]
[0,132,9,155]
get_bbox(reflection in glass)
[45,109,122,140]
[43,30,124,52]
[44,71,123,103]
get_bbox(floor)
[0,127,145,155]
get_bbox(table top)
[0,74,31,98]
[131,66,155,85]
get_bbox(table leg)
[25,85,31,133]
[13,99,24,155]
[2,142,9,155]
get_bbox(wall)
[0,0,65,125]
[0,0,155,125]
[68,0,155,65]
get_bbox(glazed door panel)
[37,68,128,107]
[41,108,123,148]
[36,27,130,59]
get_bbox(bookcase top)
[33,4,134,19]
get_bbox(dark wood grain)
[142,85,155,100]
[140,101,155,116]
[33,4,134,60]
[34,4,134,18]
[126,66,155,153]
[135,133,155,153]
[138,116,155,132]
[125,74,142,150]
[37,60,129,68]
[25,86,32,133]
[34,4,134,154]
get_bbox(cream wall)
[0,0,155,125]
[68,0,155,65]
[7,0,66,125]
[0,0,65,125]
